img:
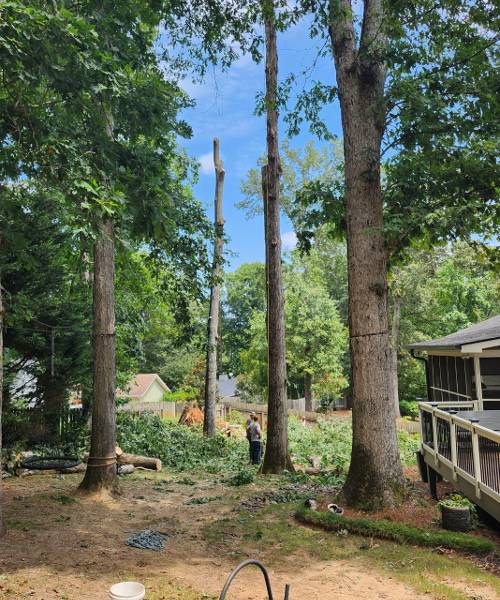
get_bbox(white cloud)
[281,231,297,251]
[198,152,215,175]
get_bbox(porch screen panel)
[429,356,442,402]
[455,358,467,397]
[440,356,449,401]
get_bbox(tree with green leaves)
[239,257,348,407]
[285,269,348,411]
[276,0,499,507]
[222,262,266,375]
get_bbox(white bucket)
[109,581,146,600]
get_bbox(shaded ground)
[0,469,498,600]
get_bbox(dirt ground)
[0,470,498,600]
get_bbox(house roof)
[407,315,500,352]
[218,374,238,398]
[117,373,170,398]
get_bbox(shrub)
[296,506,495,555]
[399,400,419,420]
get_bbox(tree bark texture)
[0,280,4,535]
[389,295,401,418]
[78,219,118,494]
[304,372,313,412]
[204,138,225,437]
[261,4,290,475]
[328,0,403,507]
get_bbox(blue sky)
[179,19,342,271]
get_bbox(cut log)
[115,446,123,457]
[58,463,86,474]
[117,453,162,471]
[304,467,321,476]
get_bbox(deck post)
[428,465,438,500]
[470,420,482,499]
[449,411,458,482]
[431,407,438,466]
[473,356,483,410]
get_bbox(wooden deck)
[419,402,500,522]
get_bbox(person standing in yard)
[249,415,262,465]
[245,412,255,462]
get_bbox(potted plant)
[438,494,476,532]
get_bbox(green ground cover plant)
[115,413,418,478]
[296,506,495,555]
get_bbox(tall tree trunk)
[78,219,117,495]
[389,295,401,418]
[328,0,403,507]
[0,279,4,535]
[304,372,313,412]
[204,138,225,437]
[261,2,290,475]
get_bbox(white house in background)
[117,373,170,403]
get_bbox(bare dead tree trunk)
[78,219,118,495]
[328,0,403,507]
[261,2,290,475]
[0,278,4,535]
[204,138,225,437]
[389,295,401,418]
[304,372,313,412]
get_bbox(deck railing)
[419,402,500,503]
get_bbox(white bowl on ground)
[109,581,146,600]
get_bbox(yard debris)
[327,503,344,515]
[117,464,135,475]
[126,529,170,551]
[240,482,340,511]
[118,452,162,471]
[185,496,221,505]
[178,402,204,426]
[307,456,321,469]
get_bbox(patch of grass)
[203,504,357,564]
[368,542,500,599]
[7,519,41,531]
[177,476,196,486]
[51,494,78,505]
[296,506,496,555]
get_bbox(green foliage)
[222,262,266,375]
[438,495,476,513]
[399,401,419,420]
[226,466,256,486]
[162,387,199,403]
[116,412,247,473]
[288,416,352,476]
[393,243,500,403]
[239,252,349,398]
[288,416,417,480]
[296,507,495,556]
